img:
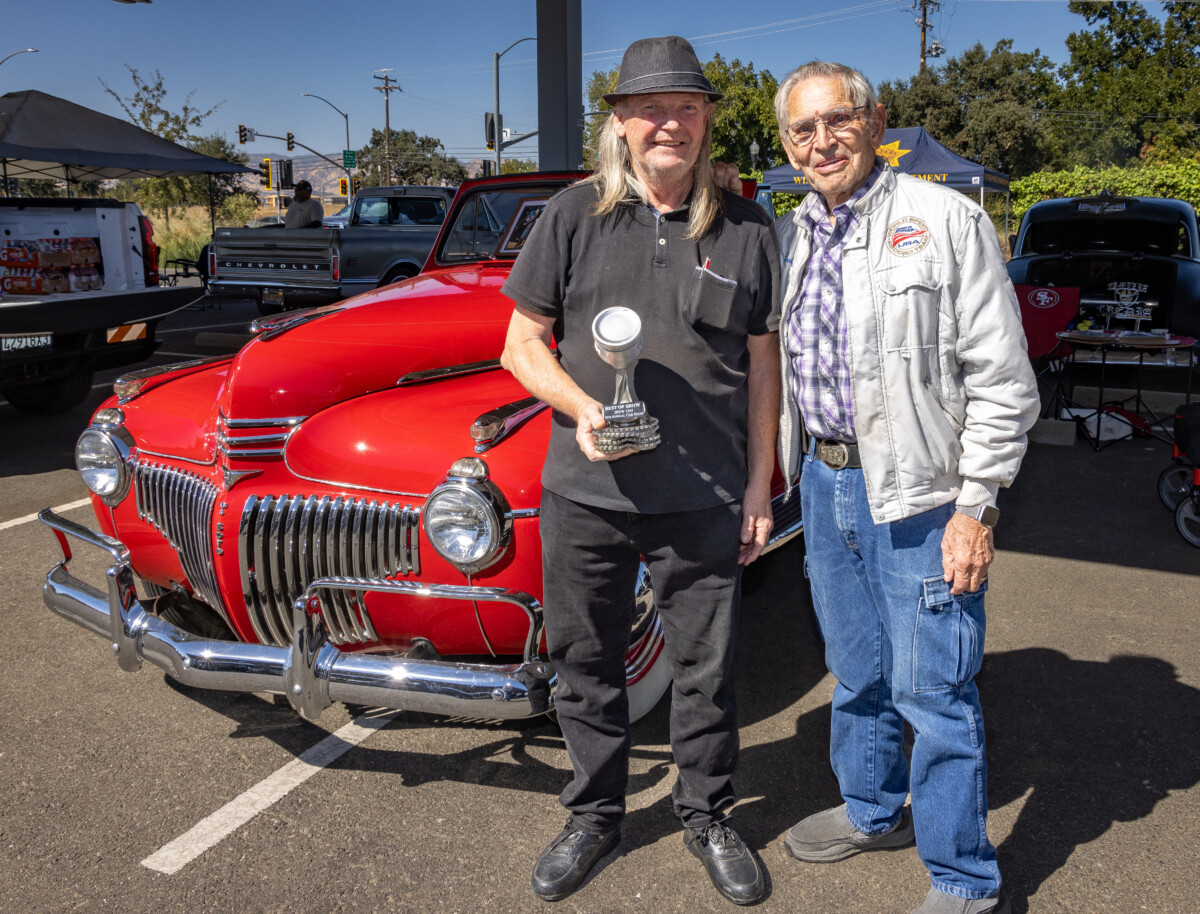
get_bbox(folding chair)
[1015,284,1080,418]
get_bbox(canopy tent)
[763,126,1009,218]
[0,89,251,183]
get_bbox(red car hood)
[220,266,515,422]
[284,368,548,506]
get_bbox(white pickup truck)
[0,197,199,414]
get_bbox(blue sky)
[0,1,1145,167]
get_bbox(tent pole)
[208,173,215,232]
[65,165,73,199]
[979,187,984,208]
[1005,191,1011,241]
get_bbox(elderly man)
[501,35,780,906]
[772,62,1038,914]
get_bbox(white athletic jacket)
[777,163,1040,524]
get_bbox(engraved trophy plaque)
[591,307,660,453]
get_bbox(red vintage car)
[39,172,802,726]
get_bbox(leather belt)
[809,437,862,470]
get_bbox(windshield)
[437,184,565,263]
[354,195,448,226]
[1025,219,1191,257]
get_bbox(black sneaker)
[530,820,620,902]
[685,822,767,905]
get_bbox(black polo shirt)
[502,181,780,514]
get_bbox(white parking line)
[0,498,92,531]
[141,710,398,875]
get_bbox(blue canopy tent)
[762,126,1011,230]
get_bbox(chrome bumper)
[39,509,554,723]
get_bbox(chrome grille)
[133,461,225,619]
[238,494,421,647]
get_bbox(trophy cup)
[591,307,660,453]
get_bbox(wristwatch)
[955,504,999,528]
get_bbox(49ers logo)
[1026,288,1060,309]
[886,217,930,257]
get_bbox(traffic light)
[338,178,348,196]
[238,124,248,145]
[259,158,272,189]
[484,112,496,151]
[286,132,295,152]
[352,176,362,195]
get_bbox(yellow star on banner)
[876,140,910,167]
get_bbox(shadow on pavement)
[1000,437,1199,574]
[980,648,1200,912]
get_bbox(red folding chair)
[1015,285,1080,417]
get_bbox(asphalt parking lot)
[1,301,1198,913]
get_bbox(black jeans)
[540,489,743,834]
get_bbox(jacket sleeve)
[949,208,1040,494]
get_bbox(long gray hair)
[774,61,878,137]
[586,100,722,240]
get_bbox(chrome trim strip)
[509,508,539,519]
[220,447,286,459]
[136,449,217,467]
[217,432,291,446]
[219,414,307,429]
[281,449,429,498]
[397,358,502,386]
[115,355,234,405]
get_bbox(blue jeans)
[800,455,1001,899]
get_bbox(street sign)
[343,150,356,168]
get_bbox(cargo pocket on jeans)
[912,575,987,693]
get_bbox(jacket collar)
[788,157,895,229]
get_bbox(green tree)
[1053,1,1200,166]
[500,157,538,174]
[879,40,1059,178]
[356,128,466,186]
[98,66,223,223]
[583,54,783,173]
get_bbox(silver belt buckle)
[818,440,850,470]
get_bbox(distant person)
[284,180,324,228]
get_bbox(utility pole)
[373,70,402,185]
[913,0,944,72]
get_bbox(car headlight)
[75,428,130,504]
[423,458,512,573]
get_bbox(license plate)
[262,288,285,305]
[1,334,53,354]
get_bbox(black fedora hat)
[602,36,722,105]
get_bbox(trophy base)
[594,415,660,453]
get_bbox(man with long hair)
[501,35,780,907]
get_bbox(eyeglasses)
[786,106,868,146]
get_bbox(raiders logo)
[886,217,930,257]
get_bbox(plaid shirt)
[784,164,883,442]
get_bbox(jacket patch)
[886,218,930,257]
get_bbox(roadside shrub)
[1012,162,1200,217]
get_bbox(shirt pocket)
[912,575,987,693]
[686,265,745,335]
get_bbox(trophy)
[591,307,660,453]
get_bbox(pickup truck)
[206,185,456,314]
[1006,191,1200,339]
[0,197,200,414]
